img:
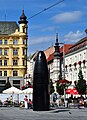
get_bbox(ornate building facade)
[0,10,28,91]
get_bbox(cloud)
[51,11,82,23]
[29,36,54,45]
[41,26,56,32]
[64,30,85,43]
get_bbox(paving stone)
[0,107,87,120]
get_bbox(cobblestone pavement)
[0,107,87,120]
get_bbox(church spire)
[54,33,60,58]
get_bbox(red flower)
[78,61,81,65]
[74,62,77,66]
[21,86,25,90]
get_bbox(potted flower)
[74,62,77,66]
[78,61,81,65]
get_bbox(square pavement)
[0,107,87,120]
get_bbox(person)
[24,95,28,109]
[28,99,33,109]
[9,95,13,106]
[6,98,9,106]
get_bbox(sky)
[0,0,87,56]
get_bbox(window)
[13,80,20,84]
[4,71,7,76]
[13,40,18,44]
[0,80,6,84]
[23,39,26,44]
[13,49,18,55]
[0,49,2,55]
[4,49,7,55]
[4,40,7,44]
[0,40,2,44]
[23,60,25,66]
[0,71,2,76]
[13,71,18,76]
[4,60,7,66]
[22,49,26,55]
[23,27,25,33]
[0,60,2,66]
[13,60,18,66]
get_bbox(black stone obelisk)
[33,51,50,111]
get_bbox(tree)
[56,79,72,95]
[50,79,55,94]
[56,82,64,95]
[74,69,86,96]
[4,78,11,90]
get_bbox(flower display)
[74,62,77,66]
[78,61,81,65]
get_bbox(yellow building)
[0,10,28,91]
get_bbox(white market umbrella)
[3,86,22,94]
[21,88,33,94]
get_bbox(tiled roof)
[47,44,73,62]
[47,53,54,62]
[31,44,73,62]
[44,45,55,59]
[0,21,19,35]
[66,37,87,54]
[60,44,73,54]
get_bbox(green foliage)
[56,82,64,95]
[50,79,55,94]
[75,69,86,95]
[78,69,83,80]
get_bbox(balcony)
[12,55,19,59]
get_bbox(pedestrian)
[28,99,33,109]
[9,95,13,106]
[24,95,28,109]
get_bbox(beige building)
[0,10,28,91]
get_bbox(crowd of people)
[0,95,13,107]
[51,93,87,108]
[0,95,33,109]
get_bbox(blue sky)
[0,0,87,55]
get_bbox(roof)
[66,37,87,54]
[47,44,73,62]
[30,44,73,63]
[60,44,73,54]
[0,21,19,35]
[18,10,28,24]
[44,45,55,59]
